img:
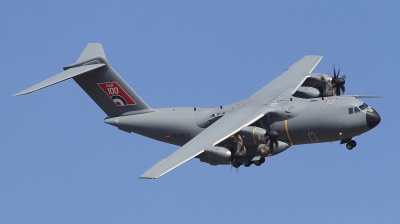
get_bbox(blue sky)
[1,1,399,223]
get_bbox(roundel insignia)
[111,95,127,106]
[97,82,137,106]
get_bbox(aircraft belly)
[277,112,345,145]
[113,112,206,146]
[280,119,319,145]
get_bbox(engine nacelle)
[238,126,267,145]
[293,86,320,98]
[257,141,290,157]
[198,146,231,165]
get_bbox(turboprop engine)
[238,126,279,146]
[296,68,347,98]
[293,86,321,98]
[231,126,280,159]
[197,146,232,165]
[257,141,290,157]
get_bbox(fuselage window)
[348,108,353,114]
[359,103,368,110]
[354,107,361,113]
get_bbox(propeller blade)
[232,134,245,159]
[331,66,347,96]
[269,139,274,150]
[268,139,279,150]
[266,130,279,150]
[333,66,337,78]
[340,85,345,95]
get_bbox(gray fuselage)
[105,96,379,148]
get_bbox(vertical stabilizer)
[76,43,105,63]
[68,43,154,117]
[15,43,154,117]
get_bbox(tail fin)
[14,43,154,117]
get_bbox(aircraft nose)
[366,110,381,129]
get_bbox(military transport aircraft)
[15,43,382,179]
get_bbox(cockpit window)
[359,103,368,110]
[348,108,353,114]
[354,107,360,113]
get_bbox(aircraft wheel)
[243,161,252,167]
[346,142,354,150]
[254,160,262,166]
[350,140,357,147]
[260,157,266,164]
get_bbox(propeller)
[256,125,280,153]
[311,75,332,97]
[265,130,279,151]
[233,135,245,159]
[230,135,244,168]
[230,130,279,167]
[332,66,346,96]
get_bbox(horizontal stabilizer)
[13,64,105,96]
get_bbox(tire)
[243,161,251,167]
[254,160,262,166]
[346,143,353,150]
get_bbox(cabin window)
[359,103,368,110]
[348,108,353,114]
[354,107,361,113]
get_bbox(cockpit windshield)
[359,103,368,110]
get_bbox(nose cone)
[366,110,381,129]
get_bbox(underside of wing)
[139,106,276,179]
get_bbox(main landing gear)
[233,157,266,168]
[341,138,357,150]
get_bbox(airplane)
[14,43,382,179]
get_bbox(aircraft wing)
[140,55,322,179]
[139,106,273,179]
[250,55,322,99]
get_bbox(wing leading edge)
[140,55,323,179]
[250,55,322,99]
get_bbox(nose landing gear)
[341,138,357,150]
[346,140,357,150]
